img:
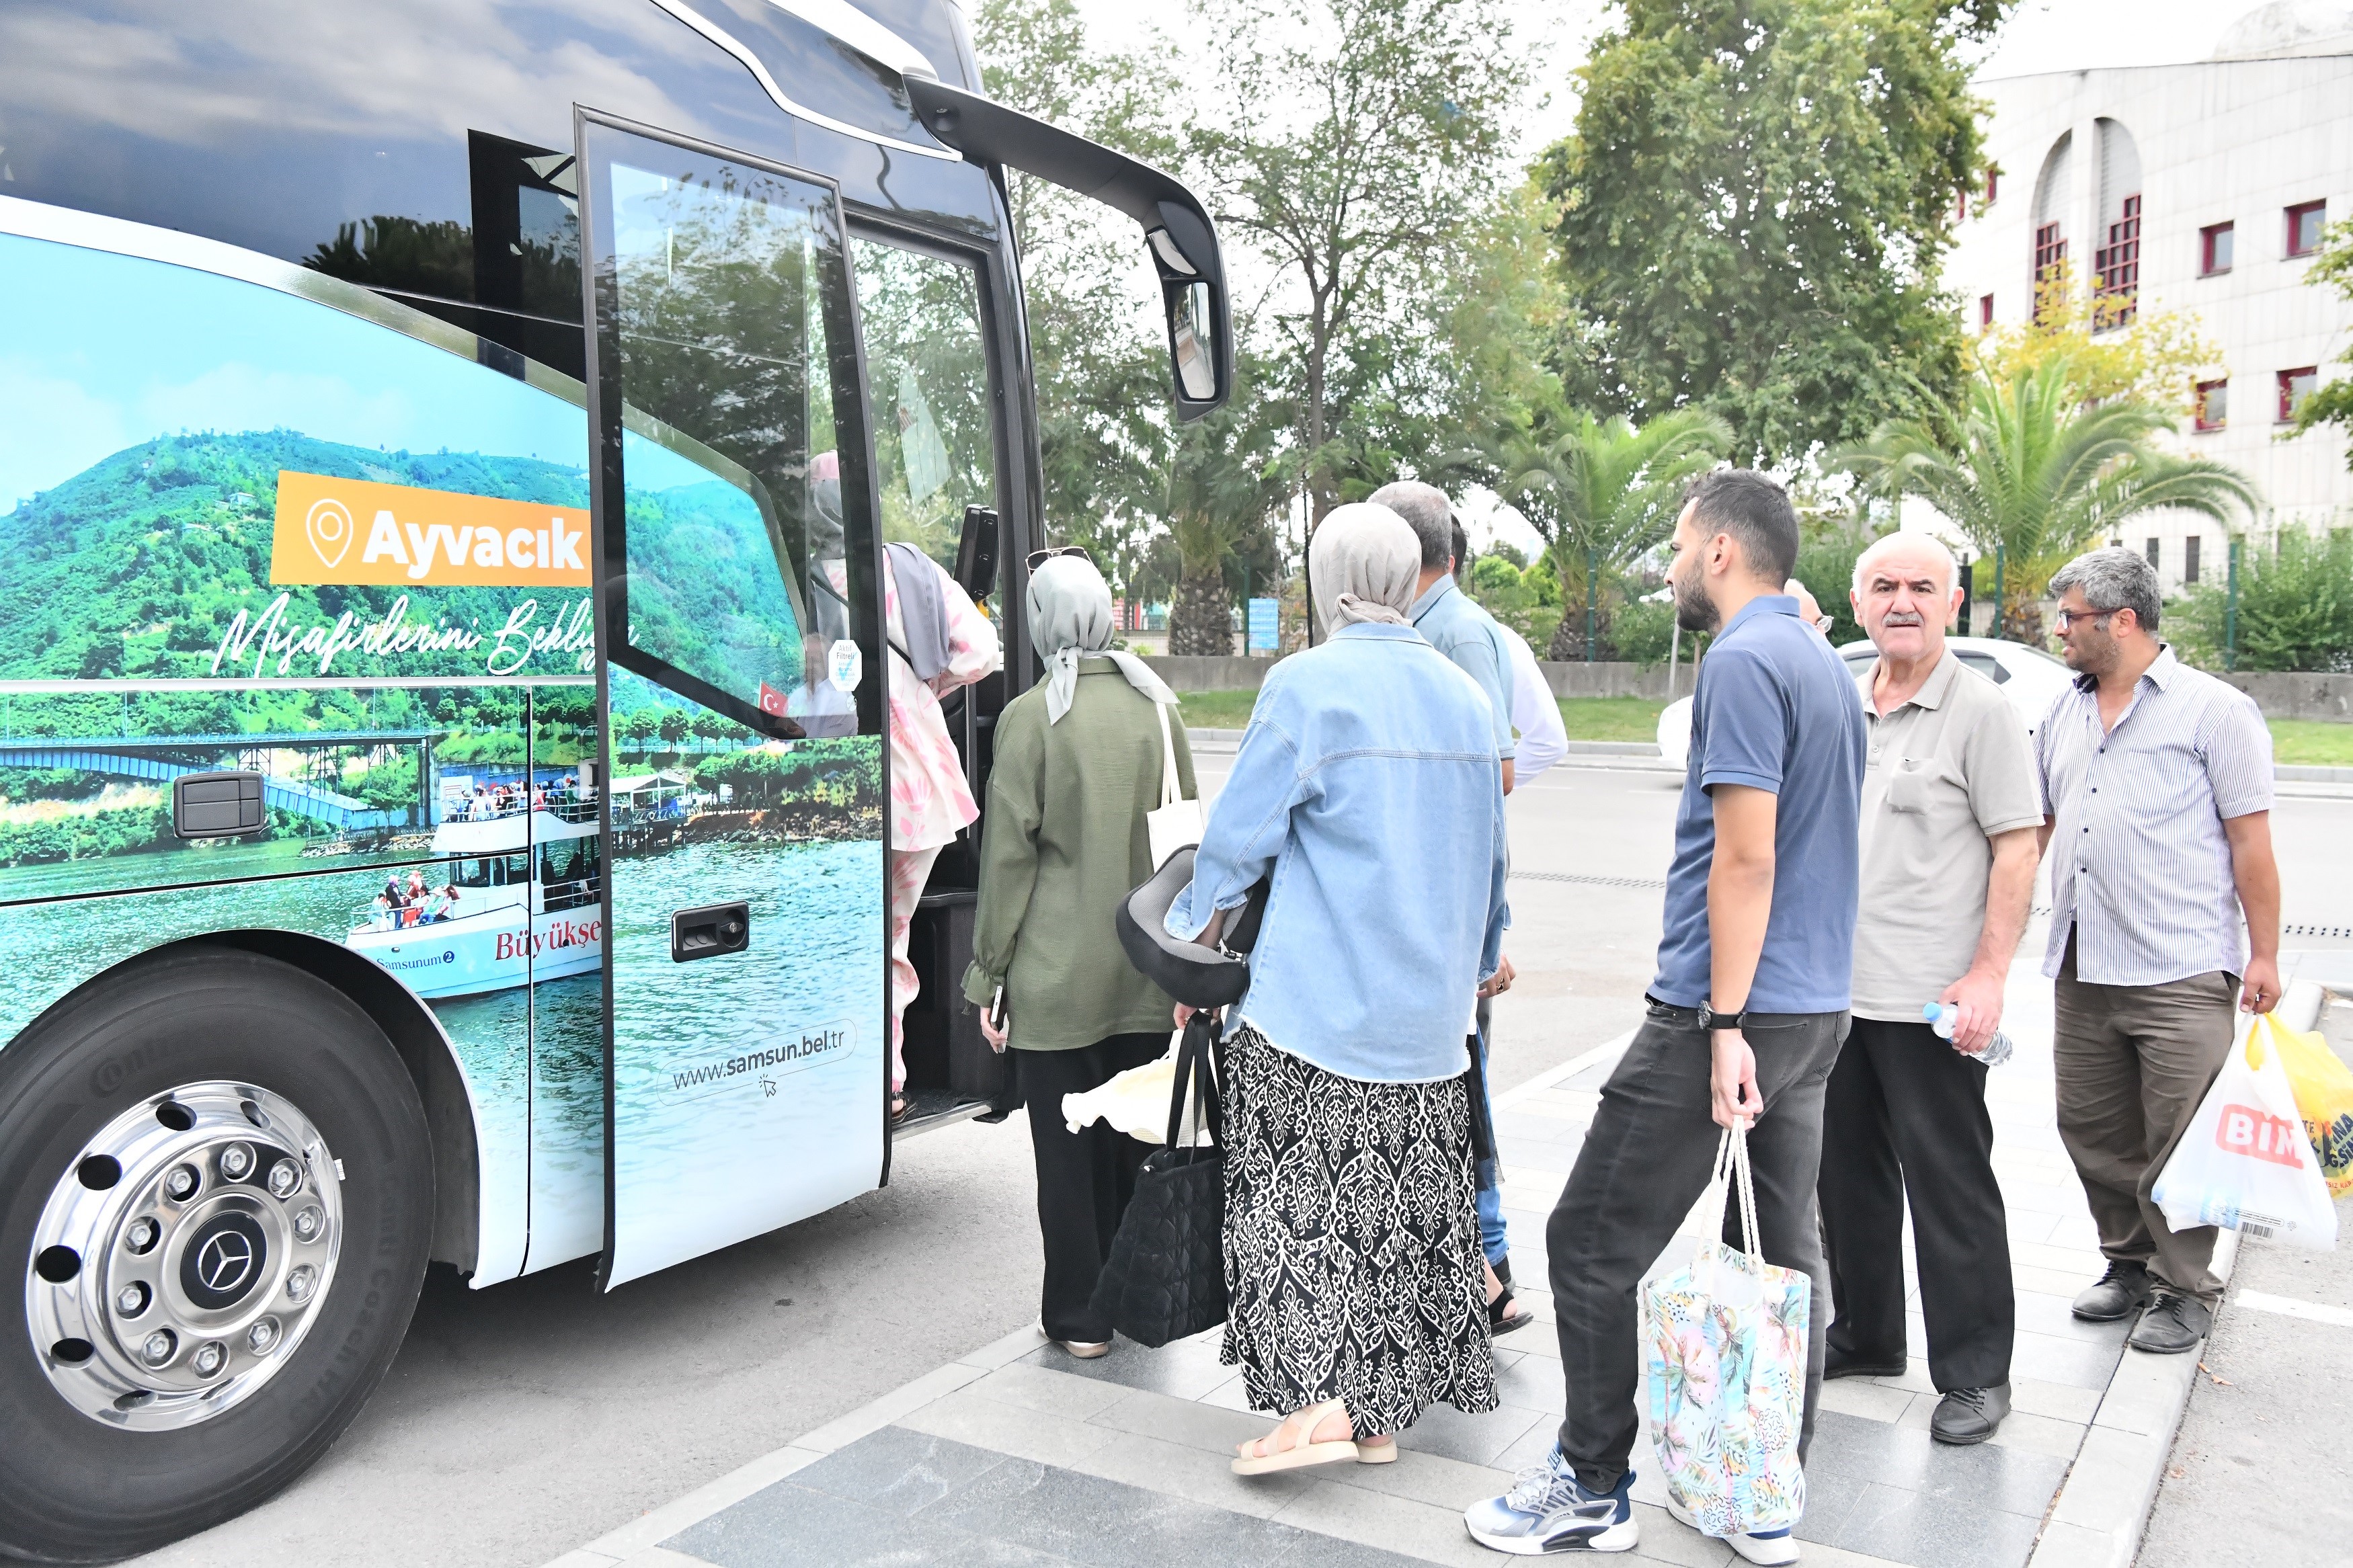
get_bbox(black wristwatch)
[1696,1001,1749,1032]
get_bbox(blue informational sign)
[1247,596,1279,653]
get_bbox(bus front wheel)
[0,948,434,1565]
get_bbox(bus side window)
[849,239,999,595]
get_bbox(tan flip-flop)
[1231,1399,1358,1475]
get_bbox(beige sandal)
[1231,1399,1358,1475]
[1356,1435,1398,1464]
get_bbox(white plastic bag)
[1144,701,1202,869]
[2151,1012,2338,1251]
[1059,1029,1208,1145]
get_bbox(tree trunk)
[1168,570,1232,657]
[2000,588,2044,646]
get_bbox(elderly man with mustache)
[1816,532,2043,1446]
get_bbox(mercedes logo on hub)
[180,1213,270,1310]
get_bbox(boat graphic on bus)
[345,800,604,999]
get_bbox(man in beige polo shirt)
[1817,533,2044,1446]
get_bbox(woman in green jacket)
[963,551,1196,1358]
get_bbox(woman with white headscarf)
[963,550,1197,1358]
[1162,502,1511,1474]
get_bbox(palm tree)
[1488,403,1730,660]
[1161,382,1293,657]
[1836,358,2260,642]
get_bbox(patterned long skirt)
[1219,1024,1498,1439]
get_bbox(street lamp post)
[2225,536,2241,672]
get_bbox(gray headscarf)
[1027,554,1176,724]
[1310,502,1420,632]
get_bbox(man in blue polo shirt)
[1467,470,1866,1563]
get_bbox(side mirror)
[1147,210,1231,419]
[956,504,1000,602]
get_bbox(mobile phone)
[987,987,1008,1038]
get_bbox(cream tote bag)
[1144,701,1202,869]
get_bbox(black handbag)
[1087,1011,1228,1348]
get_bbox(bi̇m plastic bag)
[2151,1012,2339,1249]
[2272,1018,2353,1199]
[1640,1125,1809,1538]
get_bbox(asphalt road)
[126,761,2353,1568]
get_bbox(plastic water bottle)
[1923,1002,2014,1067]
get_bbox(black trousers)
[1014,1032,1167,1344]
[1819,1016,2014,1390]
[1548,1001,1847,1493]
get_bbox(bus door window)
[581,117,887,1290]
[849,235,1005,810]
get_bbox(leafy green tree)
[1542,0,2004,466]
[2289,218,2353,468]
[619,708,660,752]
[1191,0,1531,520]
[2171,530,2353,673]
[1837,359,2260,641]
[1162,363,1297,655]
[976,0,1178,567]
[656,709,690,748]
[1488,403,1729,659]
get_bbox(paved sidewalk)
[543,940,2208,1568]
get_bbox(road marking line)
[1494,1028,1634,1108]
[2234,1290,2353,1327]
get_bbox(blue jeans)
[1473,999,1507,1266]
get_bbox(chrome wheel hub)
[25,1082,342,1431]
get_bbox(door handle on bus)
[671,902,750,961]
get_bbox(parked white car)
[1654,636,2078,771]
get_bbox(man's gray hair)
[2049,545,2161,632]
[1850,532,1957,596]
[1367,480,1453,573]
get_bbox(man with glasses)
[2038,546,2280,1356]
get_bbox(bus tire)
[0,947,433,1565]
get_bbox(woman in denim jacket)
[1165,502,1513,1475]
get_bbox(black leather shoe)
[1824,1348,1907,1380]
[2128,1290,2212,1354]
[2072,1260,2152,1322]
[1929,1383,2009,1444]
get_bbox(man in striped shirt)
[2036,547,2281,1356]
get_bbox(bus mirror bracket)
[904,76,1232,421]
[956,505,1000,603]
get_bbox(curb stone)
[2025,1229,2241,1568]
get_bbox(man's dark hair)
[1449,518,1470,581]
[1681,468,1798,586]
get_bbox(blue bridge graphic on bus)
[0,729,444,832]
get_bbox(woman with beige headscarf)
[1161,503,1512,1474]
[963,550,1197,1358]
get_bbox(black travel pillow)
[1115,846,1268,1010]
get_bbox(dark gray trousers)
[1547,1001,1847,1493]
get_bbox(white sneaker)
[1665,1495,1799,1565]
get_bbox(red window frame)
[1979,293,1995,330]
[2200,221,2233,276]
[1987,168,1999,204]
[2194,378,2229,431]
[2032,222,2068,324]
[2093,194,2141,327]
[2288,201,2327,258]
[2280,367,2319,423]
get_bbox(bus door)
[577,113,889,1289]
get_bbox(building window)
[1979,293,1995,330]
[2201,222,2234,276]
[2184,536,2201,585]
[1987,168,2000,204]
[2280,366,2319,421]
[2093,193,2141,328]
[2194,378,2229,431]
[2145,538,2161,571]
[2032,222,2068,323]
[2288,200,2328,257]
